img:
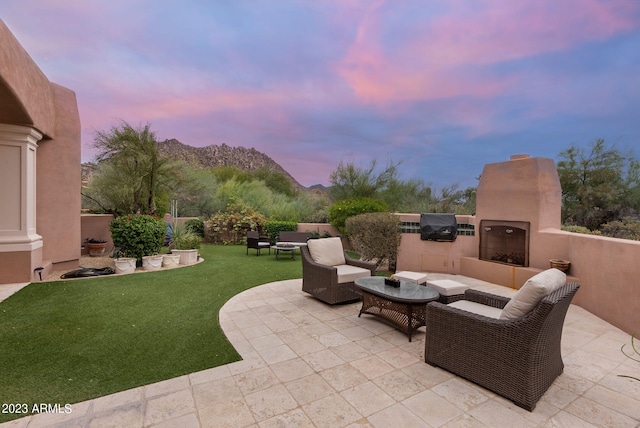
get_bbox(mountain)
[156,139,307,191]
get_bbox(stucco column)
[0,124,43,251]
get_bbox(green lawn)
[0,244,301,423]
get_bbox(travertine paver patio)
[2,274,639,427]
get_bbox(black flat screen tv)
[420,213,458,241]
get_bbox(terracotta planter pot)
[142,255,163,271]
[549,259,571,273]
[87,242,106,257]
[114,257,136,274]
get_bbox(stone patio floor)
[2,274,639,427]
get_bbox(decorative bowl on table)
[384,278,401,288]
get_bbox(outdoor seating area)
[9,273,637,427]
[301,237,376,304]
[425,276,580,411]
[245,231,271,256]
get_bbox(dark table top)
[355,276,439,303]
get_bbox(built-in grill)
[479,220,530,267]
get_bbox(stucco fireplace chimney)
[475,155,562,269]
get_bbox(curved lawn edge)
[0,245,301,424]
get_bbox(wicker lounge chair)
[424,280,579,411]
[301,238,376,305]
[246,231,270,256]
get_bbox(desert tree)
[557,139,640,230]
[88,121,180,215]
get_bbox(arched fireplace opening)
[479,220,530,267]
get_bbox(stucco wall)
[397,216,639,335]
[37,84,81,271]
[396,213,476,274]
[0,20,56,137]
[297,223,341,237]
[0,20,81,283]
[81,215,115,255]
[537,229,640,336]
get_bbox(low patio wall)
[296,223,341,237]
[536,229,640,337]
[394,212,640,335]
[296,223,349,249]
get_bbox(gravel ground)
[44,255,116,282]
[43,254,196,282]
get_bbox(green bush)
[263,220,297,243]
[561,225,601,235]
[170,224,202,250]
[346,212,401,271]
[306,230,333,240]
[328,197,388,234]
[110,215,166,262]
[183,218,205,237]
[599,218,640,240]
[205,204,266,245]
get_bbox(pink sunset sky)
[2,0,639,188]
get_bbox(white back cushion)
[307,237,346,266]
[500,268,566,320]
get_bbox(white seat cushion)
[335,264,371,284]
[427,279,470,296]
[500,268,566,320]
[448,300,503,319]
[307,237,346,266]
[394,271,428,284]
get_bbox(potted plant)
[109,214,166,267]
[142,254,163,271]
[162,253,181,268]
[113,251,137,274]
[85,238,107,257]
[169,224,202,265]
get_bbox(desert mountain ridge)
[82,139,328,193]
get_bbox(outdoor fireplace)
[479,220,530,267]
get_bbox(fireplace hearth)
[479,220,530,267]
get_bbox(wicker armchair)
[301,243,376,305]
[424,282,579,411]
[246,231,270,256]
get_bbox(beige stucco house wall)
[0,20,81,283]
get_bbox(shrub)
[306,230,333,240]
[110,215,166,262]
[183,218,205,237]
[346,212,401,271]
[205,204,266,245]
[328,197,388,234]
[170,224,202,250]
[599,217,640,240]
[561,225,601,235]
[263,220,297,243]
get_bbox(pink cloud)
[337,0,638,105]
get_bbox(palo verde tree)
[329,159,399,201]
[557,139,640,230]
[328,158,476,214]
[87,121,179,215]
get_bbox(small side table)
[272,244,297,260]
